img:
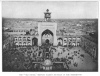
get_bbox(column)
[54,23,57,46]
[38,23,41,46]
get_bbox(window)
[27,42,31,45]
[64,38,67,42]
[19,42,22,46]
[77,37,80,41]
[15,42,18,45]
[14,37,17,41]
[27,37,31,41]
[73,38,76,41]
[21,30,23,32]
[19,37,22,41]
[23,42,26,46]
[68,38,71,41]
[23,37,26,41]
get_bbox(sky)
[2,1,98,19]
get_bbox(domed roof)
[43,59,52,66]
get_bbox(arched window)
[18,37,22,41]
[14,37,17,41]
[57,38,63,46]
[68,37,72,41]
[19,42,22,46]
[72,37,76,41]
[23,42,26,46]
[27,37,31,41]
[32,37,38,46]
[27,42,31,45]
[77,42,80,46]
[42,29,53,36]
[72,42,75,46]
[77,37,80,41]
[15,42,18,46]
[63,37,67,42]
[23,37,26,41]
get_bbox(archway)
[63,37,67,46]
[45,39,49,44]
[41,29,53,45]
[57,38,63,46]
[42,29,53,36]
[32,37,38,46]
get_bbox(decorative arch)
[38,22,57,46]
[32,37,38,46]
[45,39,49,44]
[42,29,53,36]
[41,29,54,44]
[58,38,63,40]
[57,37,63,46]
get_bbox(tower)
[44,9,51,22]
[38,9,57,46]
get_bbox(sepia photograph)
[2,1,98,72]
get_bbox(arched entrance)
[57,38,63,46]
[63,37,67,46]
[32,37,38,46]
[41,29,53,45]
[45,39,49,44]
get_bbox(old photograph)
[2,1,98,72]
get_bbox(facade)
[81,35,98,60]
[2,9,98,71]
[3,35,14,51]
[3,9,97,58]
[3,9,83,47]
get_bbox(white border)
[0,0,99,76]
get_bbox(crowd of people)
[3,43,96,71]
[3,46,43,71]
[50,46,85,69]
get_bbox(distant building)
[81,35,98,60]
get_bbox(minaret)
[44,9,51,22]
